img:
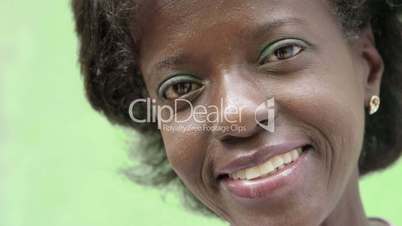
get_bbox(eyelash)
[158,75,203,100]
[258,38,308,65]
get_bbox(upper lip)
[214,141,310,179]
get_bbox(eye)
[258,38,308,65]
[158,75,204,100]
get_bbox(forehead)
[136,0,335,74]
[137,0,331,24]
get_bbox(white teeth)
[260,161,274,175]
[272,156,283,169]
[232,168,246,180]
[283,153,292,164]
[245,167,261,180]
[290,148,301,161]
[238,170,246,180]
[229,147,304,180]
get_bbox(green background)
[1,1,401,226]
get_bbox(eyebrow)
[153,17,306,72]
[252,17,306,40]
[154,52,189,72]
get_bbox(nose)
[209,71,276,142]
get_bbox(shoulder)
[369,217,396,226]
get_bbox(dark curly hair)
[71,0,402,215]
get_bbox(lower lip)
[221,149,309,199]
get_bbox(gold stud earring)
[369,95,380,115]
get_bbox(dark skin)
[134,0,386,225]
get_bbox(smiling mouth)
[219,145,312,200]
[219,145,312,182]
[228,147,304,181]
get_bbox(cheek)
[281,57,366,185]
[161,129,230,218]
[301,83,364,168]
[161,128,207,181]
[317,64,365,172]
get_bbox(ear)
[354,26,384,107]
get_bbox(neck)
[321,169,369,226]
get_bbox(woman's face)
[136,0,382,225]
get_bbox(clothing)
[369,217,395,226]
